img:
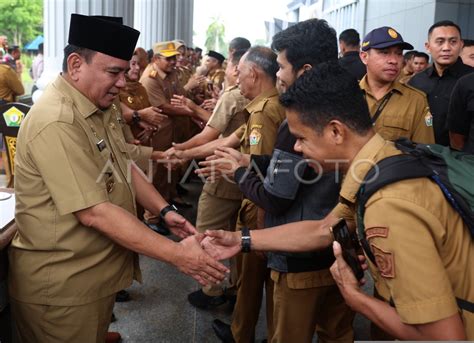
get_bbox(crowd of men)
[6,13,474,343]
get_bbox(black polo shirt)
[338,51,366,81]
[409,58,474,145]
[448,73,474,153]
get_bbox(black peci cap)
[68,14,140,61]
[207,50,225,63]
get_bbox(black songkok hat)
[207,50,225,63]
[68,14,140,61]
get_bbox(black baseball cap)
[361,27,414,51]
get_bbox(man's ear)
[296,64,312,78]
[67,53,84,81]
[327,120,346,145]
[359,51,369,66]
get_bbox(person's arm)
[178,132,241,161]
[411,96,435,144]
[170,94,212,122]
[75,202,227,286]
[172,125,221,151]
[75,164,229,285]
[330,242,466,340]
[447,76,472,151]
[7,67,24,96]
[201,210,340,260]
[120,102,167,127]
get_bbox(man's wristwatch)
[241,227,251,253]
[159,204,178,221]
[132,111,141,124]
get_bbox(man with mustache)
[8,14,227,343]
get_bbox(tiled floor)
[109,180,372,342]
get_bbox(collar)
[224,84,238,93]
[245,87,279,114]
[343,51,360,57]
[339,134,394,204]
[428,57,469,78]
[359,75,404,98]
[53,75,97,118]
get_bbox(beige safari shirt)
[9,75,141,306]
[337,133,474,337]
[237,87,286,229]
[360,76,435,144]
[203,85,249,200]
[240,88,285,155]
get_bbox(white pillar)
[34,0,134,102]
[134,0,194,51]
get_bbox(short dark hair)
[62,44,97,72]
[339,28,360,47]
[414,51,429,62]
[38,43,44,54]
[463,39,474,47]
[271,18,337,72]
[280,62,372,135]
[231,48,248,65]
[403,50,417,61]
[229,37,251,51]
[428,20,462,38]
[244,46,278,83]
[195,47,202,53]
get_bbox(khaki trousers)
[270,271,355,343]
[196,190,241,297]
[11,294,115,343]
[231,199,274,342]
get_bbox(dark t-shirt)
[448,73,474,153]
[339,51,366,81]
[409,58,474,145]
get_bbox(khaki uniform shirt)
[118,80,153,170]
[176,66,193,89]
[240,88,285,155]
[9,75,140,306]
[336,134,474,337]
[139,64,183,107]
[0,64,24,102]
[360,76,435,144]
[209,68,225,91]
[203,85,249,200]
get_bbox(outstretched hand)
[201,230,241,260]
[175,234,229,286]
[164,211,197,238]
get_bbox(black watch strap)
[132,111,141,124]
[241,227,251,253]
[159,204,178,221]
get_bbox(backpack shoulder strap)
[357,153,433,264]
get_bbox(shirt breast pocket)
[380,115,410,140]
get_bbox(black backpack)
[356,138,474,313]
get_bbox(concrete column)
[34,0,134,102]
[134,0,194,50]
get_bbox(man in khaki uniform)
[139,41,197,227]
[194,47,285,342]
[167,49,250,308]
[359,27,434,144]
[0,63,24,102]
[205,50,226,92]
[202,63,474,340]
[8,15,227,343]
